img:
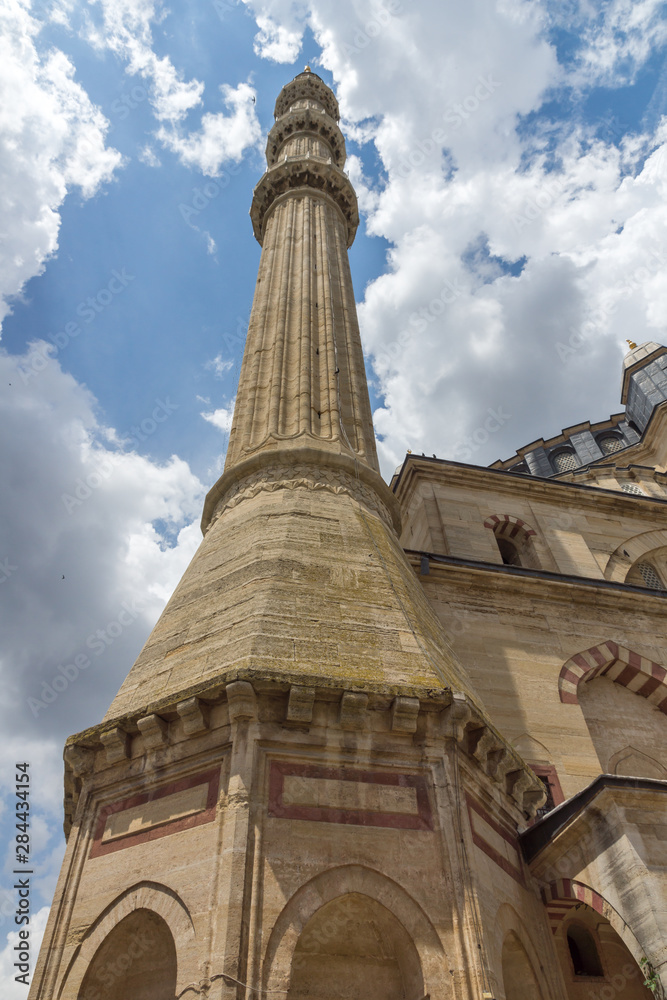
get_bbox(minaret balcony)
[266,106,346,167]
[250,156,359,247]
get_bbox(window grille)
[621,483,644,495]
[637,562,663,590]
[598,435,624,455]
[552,450,577,473]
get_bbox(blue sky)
[1,0,666,989]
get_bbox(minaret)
[224,66,378,474]
[29,71,545,1000]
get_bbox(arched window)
[485,517,541,570]
[598,434,624,455]
[551,449,577,473]
[566,923,604,977]
[497,537,522,566]
[620,483,644,495]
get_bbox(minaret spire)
[224,70,379,477]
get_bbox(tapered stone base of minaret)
[103,450,482,725]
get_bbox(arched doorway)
[78,908,177,1000]
[287,892,423,1000]
[501,931,546,1000]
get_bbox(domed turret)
[621,339,667,432]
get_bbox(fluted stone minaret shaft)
[225,69,378,474]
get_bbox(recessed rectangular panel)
[269,761,432,830]
[102,783,210,842]
[90,768,220,858]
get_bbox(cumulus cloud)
[205,353,234,377]
[251,12,304,62]
[156,82,262,175]
[0,0,122,328]
[87,0,204,123]
[0,905,50,998]
[201,401,235,433]
[0,346,203,740]
[241,0,667,475]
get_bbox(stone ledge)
[62,671,545,836]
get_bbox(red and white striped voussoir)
[483,514,537,538]
[558,641,667,714]
[542,880,606,934]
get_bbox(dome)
[622,340,665,370]
[621,339,667,405]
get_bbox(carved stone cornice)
[274,71,340,120]
[251,158,359,247]
[206,460,396,533]
[266,107,346,167]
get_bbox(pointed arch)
[483,514,537,538]
[558,641,667,714]
[262,864,446,998]
[492,904,551,1000]
[58,881,199,1000]
[604,528,667,581]
[608,745,667,779]
[542,880,645,969]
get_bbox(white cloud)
[0,905,50,998]
[564,0,667,88]
[205,354,234,377]
[88,0,204,123]
[251,12,304,62]
[242,0,667,475]
[138,144,161,167]
[0,345,203,740]
[156,82,262,176]
[201,401,235,433]
[0,0,122,328]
